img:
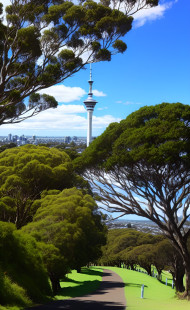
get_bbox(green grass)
[55,267,103,300]
[105,266,190,310]
[0,307,22,310]
[134,266,174,286]
[3,265,187,310]
[56,266,189,309]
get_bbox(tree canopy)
[0,144,79,228]
[0,0,158,124]
[99,228,186,292]
[74,102,190,296]
[22,187,107,293]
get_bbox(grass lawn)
[105,266,189,310]
[55,265,189,310]
[56,266,103,300]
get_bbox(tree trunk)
[157,269,163,281]
[50,275,61,295]
[176,241,190,296]
[183,258,190,297]
[144,265,151,276]
[174,264,185,293]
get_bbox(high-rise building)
[8,133,12,141]
[83,65,97,147]
[64,136,71,144]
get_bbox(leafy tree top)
[0,144,72,191]
[0,144,77,228]
[0,0,158,125]
[23,187,107,269]
[75,102,190,170]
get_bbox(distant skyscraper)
[84,64,97,147]
[8,133,12,141]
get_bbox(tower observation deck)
[83,65,97,147]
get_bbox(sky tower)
[84,64,97,147]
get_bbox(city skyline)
[1,0,190,138]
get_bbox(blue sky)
[1,0,190,137]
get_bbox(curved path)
[27,269,126,310]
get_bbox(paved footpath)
[26,269,126,310]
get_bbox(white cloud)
[37,84,107,104]
[93,115,121,128]
[37,85,86,103]
[1,105,120,134]
[56,104,86,114]
[93,89,107,97]
[133,0,178,28]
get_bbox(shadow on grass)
[58,267,103,298]
[124,282,148,288]
[58,279,101,298]
[25,270,126,310]
[81,267,103,277]
[60,267,103,283]
[159,279,174,288]
[58,268,120,299]
[26,276,126,309]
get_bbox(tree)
[74,102,190,296]
[0,0,158,124]
[0,221,52,302]
[0,142,17,153]
[98,228,163,269]
[126,244,155,275]
[0,144,79,228]
[22,187,107,294]
[155,238,185,292]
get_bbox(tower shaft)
[87,110,93,147]
[83,64,97,147]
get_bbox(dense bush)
[0,268,31,307]
[0,221,52,305]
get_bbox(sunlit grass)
[56,267,103,300]
[106,267,189,310]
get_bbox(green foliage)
[0,270,31,307]
[0,145,74,228]
[75,103,190,170]
[0,222,52,304]
[112,40,127,53]
[1,0,159,125]
[99,227,187,292]
[99,228,163,268]
[74,102,190,294]
[22,187,107,293]
[0,143,17,153]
